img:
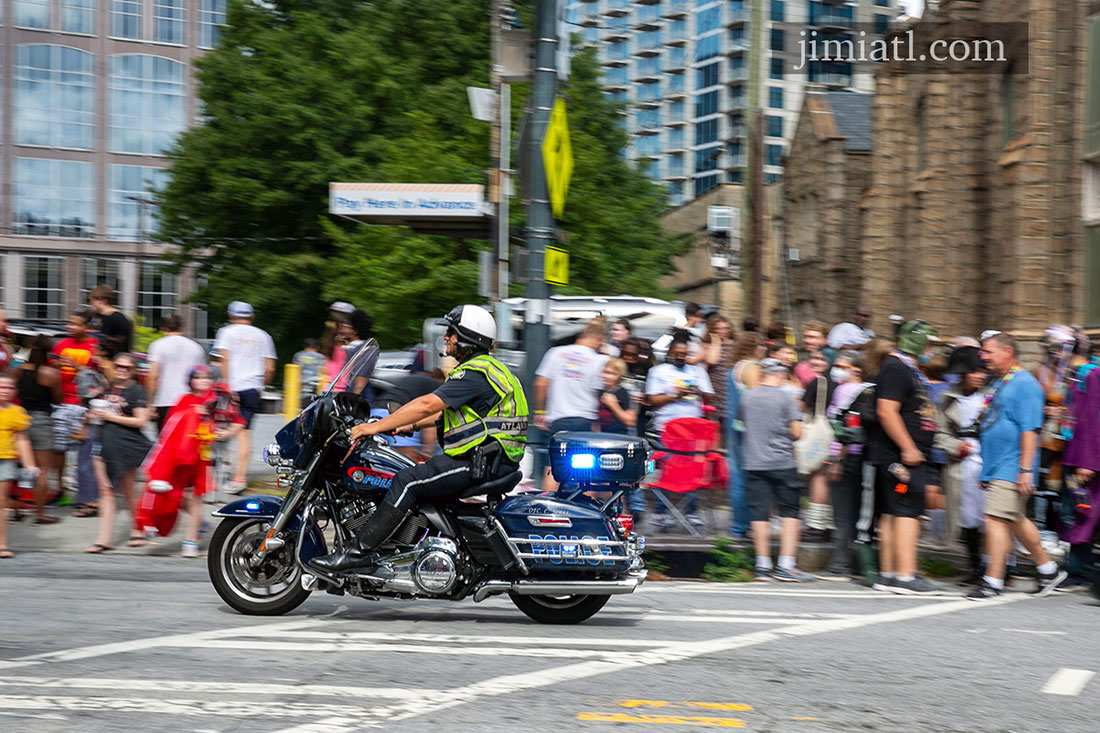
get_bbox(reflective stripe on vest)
[442,354,528,462]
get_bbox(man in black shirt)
[87,285,133,358]
[870,320,943,595]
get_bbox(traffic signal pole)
[523,0,557,388]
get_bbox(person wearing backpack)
[820,350,867,579]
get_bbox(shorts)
[983,479,1028,522]
[25,411,54,452]
[875,462,927,519]
[51,403,87,452]
[925,463,943,488]
[745,468,802,522]
[236,389,261,429]
[0,459,19,483]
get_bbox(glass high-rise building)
[566,0,896,205]
[0,0,226,333]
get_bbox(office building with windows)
[567,0,897,205]
[0,0,225,334]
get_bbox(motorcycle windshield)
[321,338,380,396]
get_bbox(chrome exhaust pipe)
[472,570,647,603]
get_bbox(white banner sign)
[330,183,486,218]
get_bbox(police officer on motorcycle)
[311,304,528,573]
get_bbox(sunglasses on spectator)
[114,363,134,371]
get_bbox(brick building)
[861,0,1096,346]
[782,89,873,328]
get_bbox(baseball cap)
[227,301,254,318]
[330,301,354,314]
[759,357,788,374]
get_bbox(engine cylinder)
[411,539,460,595]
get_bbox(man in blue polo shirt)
[967,332,1067,600]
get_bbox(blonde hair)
[604,357,627,378]
[864,336,896,379]
[581,318,607,341]
[803,320,828,337]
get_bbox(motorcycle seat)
[457,470,523,499]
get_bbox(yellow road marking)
[791,717,821,721]
[578,712,745,727]
[616,700,753,711]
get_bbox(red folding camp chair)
[645,417,727,537]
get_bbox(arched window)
[109,54,186,155]
[15,45,96,150]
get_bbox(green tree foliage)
[159,0,685,351]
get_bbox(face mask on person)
[668,357,686,370]
[830,367,849,383]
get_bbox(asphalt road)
[1,555,1098,732]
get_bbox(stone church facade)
[860,0,1096,344]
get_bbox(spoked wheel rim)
[220,521,300,604]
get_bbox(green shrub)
[701,537,755,582]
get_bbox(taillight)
[614,515,634,534]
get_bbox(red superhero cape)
[136,391,219,537]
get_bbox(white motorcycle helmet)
[436,304,497,357]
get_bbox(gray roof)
[826,91,872,152]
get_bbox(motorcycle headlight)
[263,443,282,467]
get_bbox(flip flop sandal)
[73,505,99,518]
[33,515,60,525]
[0,548,14,559]
[126,538,150,548]
[85,544,114,554]
[7,511,25,524]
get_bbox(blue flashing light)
[570,454,595,469]
[245,502,260,511]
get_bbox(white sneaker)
[181,540,200,558]
[225,480,248,496]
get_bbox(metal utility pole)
[523,0,557,387]
[745,0,764,322]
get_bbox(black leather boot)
[310,503,408,573]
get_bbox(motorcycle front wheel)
[508,592,610,625]
[208,518,311,616]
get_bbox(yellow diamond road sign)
[545,245,569,286]
[542,97,573,219]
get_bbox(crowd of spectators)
[529,302,1098,597]
[3,291,1098,599]
[0,292,281,559]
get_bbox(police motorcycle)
[206,340,648,624]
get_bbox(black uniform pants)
[383,451,517,512]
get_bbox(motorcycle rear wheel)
[508,592,610,625]
[208,518,311,616]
